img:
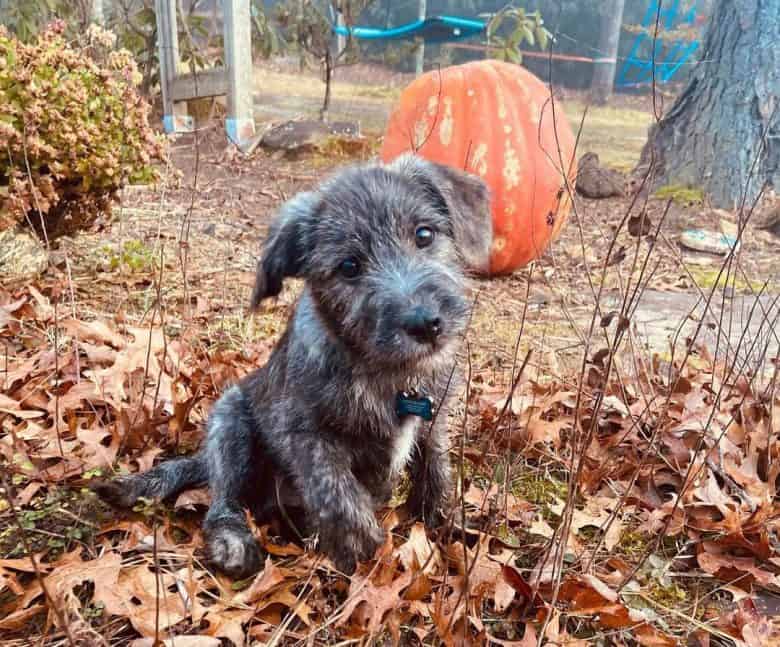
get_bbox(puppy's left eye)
[339,257,360,278]
[415,225,435,248]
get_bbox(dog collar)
[396,390,435,421]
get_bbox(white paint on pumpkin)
[530,102,542,126]
[514,77,531,102]
[413,118,430,149]
[438,97,454,146]
[472,142,489,177]
[503,141,521,190]
[426,94,439,116]
[496,86,508,120]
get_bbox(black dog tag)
[396,391,434,421]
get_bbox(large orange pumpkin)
[381,60,577,275]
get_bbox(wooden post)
[223,0,256,147]
[414,0,426,77]
[155,0,192,132]
[91,0,105,25]
[336,9,347,56]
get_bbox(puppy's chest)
[348,404,422,476]
[345,377,431,472]
[390,416,421,474]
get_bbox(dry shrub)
[0,21,166,238]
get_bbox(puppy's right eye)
[415,225,435,248]
[338,257,360,278]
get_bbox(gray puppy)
[94,154,492,577]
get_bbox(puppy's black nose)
[402,307,442,344]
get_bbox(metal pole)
[414,0,426,76]
[590,0,626,104]
[224,0,256,147]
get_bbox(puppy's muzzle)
[401,306,442,345]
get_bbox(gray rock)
[758,203,780,237]
[257,119,361,153]
[0,227,49,282]
[576,152,625,199]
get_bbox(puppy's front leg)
[407,416,453,528]
[289,435,385,573]
[202,387,264,579]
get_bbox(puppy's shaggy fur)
[94,154,492,577]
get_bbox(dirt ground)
[63,68,780,382]
[3,62,780,645]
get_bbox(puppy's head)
[251,154,492,369]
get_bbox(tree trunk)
[590,0,625,105]
[320,48,332,122]
[639,0,779,209]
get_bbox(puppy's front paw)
[90,476,141,509]
[205,522,263,579]
[321,519,385,574]
[408,488,451,529]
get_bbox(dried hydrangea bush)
[0,22,166,238]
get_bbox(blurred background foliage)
[0,0,709,96]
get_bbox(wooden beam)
[91,0,105,25]
[223,0,256,146]
[171,67,229,101]
[155,0,191,132]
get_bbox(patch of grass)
[253,68,397,106]
[206,307,286,352]
[468,305,580,374]
[563,101,652,172]
[646,580,688,607]
[99,238,157,273]
[512,472,568,506]
[654,184,704,205]
[512,471,568,524]
[687,266,764,292]
[316,133,382,160]
[352,85,400,101]
[0,487,107,560]
[618,529,651,559]
[252,68,393,132]
[251,68,653,169]
[495,522,523,548]
[577,525,600,542]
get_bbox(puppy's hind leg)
[202,385,265,578]
[91,454,207,509]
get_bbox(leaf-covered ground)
[2,109,780,646]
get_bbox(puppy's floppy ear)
[250,191,320,309]
[390,154,493,273]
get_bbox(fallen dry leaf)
[131,638,221,647]
[398,522,442,575]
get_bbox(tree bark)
[320,48,332,122]
[639,0,779,209]
[590,0,626,105]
